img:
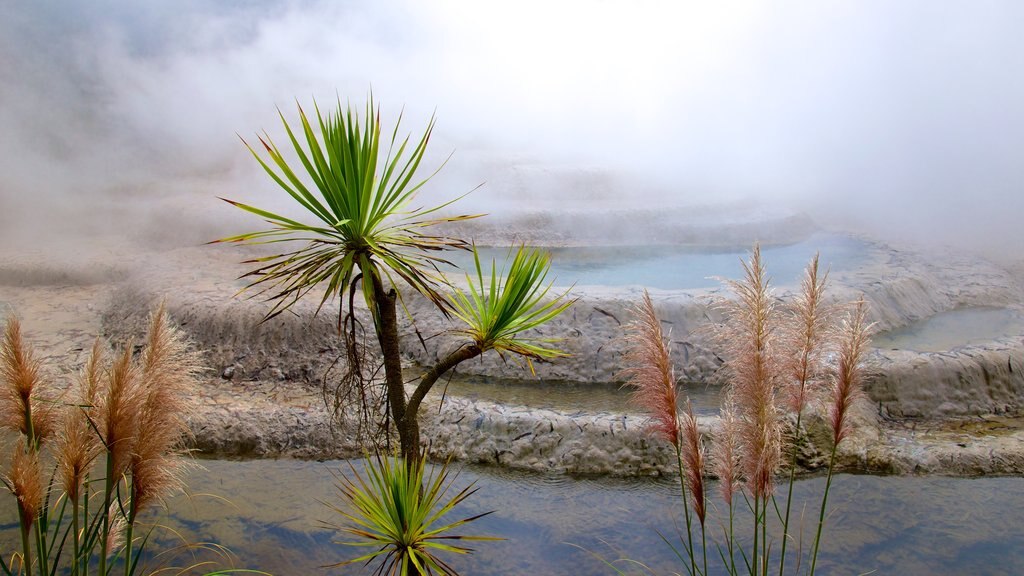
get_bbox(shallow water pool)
[445,233,871,289]
[16,459,1017,575]
[873,307,1024,352]
[440,374,722,415]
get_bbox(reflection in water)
[873,307,1024,352]
[6,459,1011,575]
[438,374,723,415]
[444,233,871,289]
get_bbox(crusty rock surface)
[3,228,1024,476]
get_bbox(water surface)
[440,374,722,415]
[445,233,870,289]
[29,459,1018,575]
[873,307,1024,352]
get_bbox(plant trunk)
[370,275,414,458]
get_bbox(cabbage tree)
[217,97,572,459]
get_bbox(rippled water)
[10,459,1013,575]
[445,233,871,289]
[873,307,1024,352]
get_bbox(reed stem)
[20,519,33,576]
[761,497,768,576]
[82,481,91,576]
[673,441,698,576]
[99,452,115,576]
[72,496,80,576]
[124,499,137,576]
[808,443,838,576]
[700,519,707,576]
[776,411,803,576]
[728,503,736,575]
[751,495,759,576]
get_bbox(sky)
[2,0,1023,259]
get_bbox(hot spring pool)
[873,307,1024,352]
[21,458,1019,575]
[446,233,871,289]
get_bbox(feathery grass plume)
[680,403,706,525]
[56,406,101,503]
[105,502,128,557]
[775,254,834,575]
[80,338,104,411]
[779,254,832,415]
[130,304,201,516]
[809,297,873,576]
[98,346,143,480]
[0,317,58,445]
[622,290,701,576]
[715,244,782,500]
[9,447,43,530]
[829,297,872,446]
[57,342,106,503]
[621,290,679,446]
[712,399,742,505]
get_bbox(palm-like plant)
[325,454,499,576]
[402,246,574,446]
[218,96,476,320]
[217,96,573,460]
[450,246,574,364]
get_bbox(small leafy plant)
[324,453,500,576]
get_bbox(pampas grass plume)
[715,245,782,500]
[56,341,105,502]
[829,297,872,446]
[622,290,679,446]
[130,304,200,515]
[712,399,742,505]
[9,448,43,530]
[99,346,143,480]
[1,317,58,444]
[680,402,706,525]
[780,254,832,416]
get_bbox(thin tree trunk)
[406,345,481,418]
[398,344,482,461]
[369,274,413,458]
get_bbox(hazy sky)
[2,0,1023,258]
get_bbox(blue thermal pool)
[445,233,871,289]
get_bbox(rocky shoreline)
[2,233,1024,477]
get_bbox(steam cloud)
[2,0,1023,260]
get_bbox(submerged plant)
[325,453,500,576]
[621,246,873,576]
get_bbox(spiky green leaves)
[216,96,481,320]
[448,246,574,369]
[326,455,499,575]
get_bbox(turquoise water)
[36,459,1019,575]
[873,307,1024,352]
[444,233,871,289]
